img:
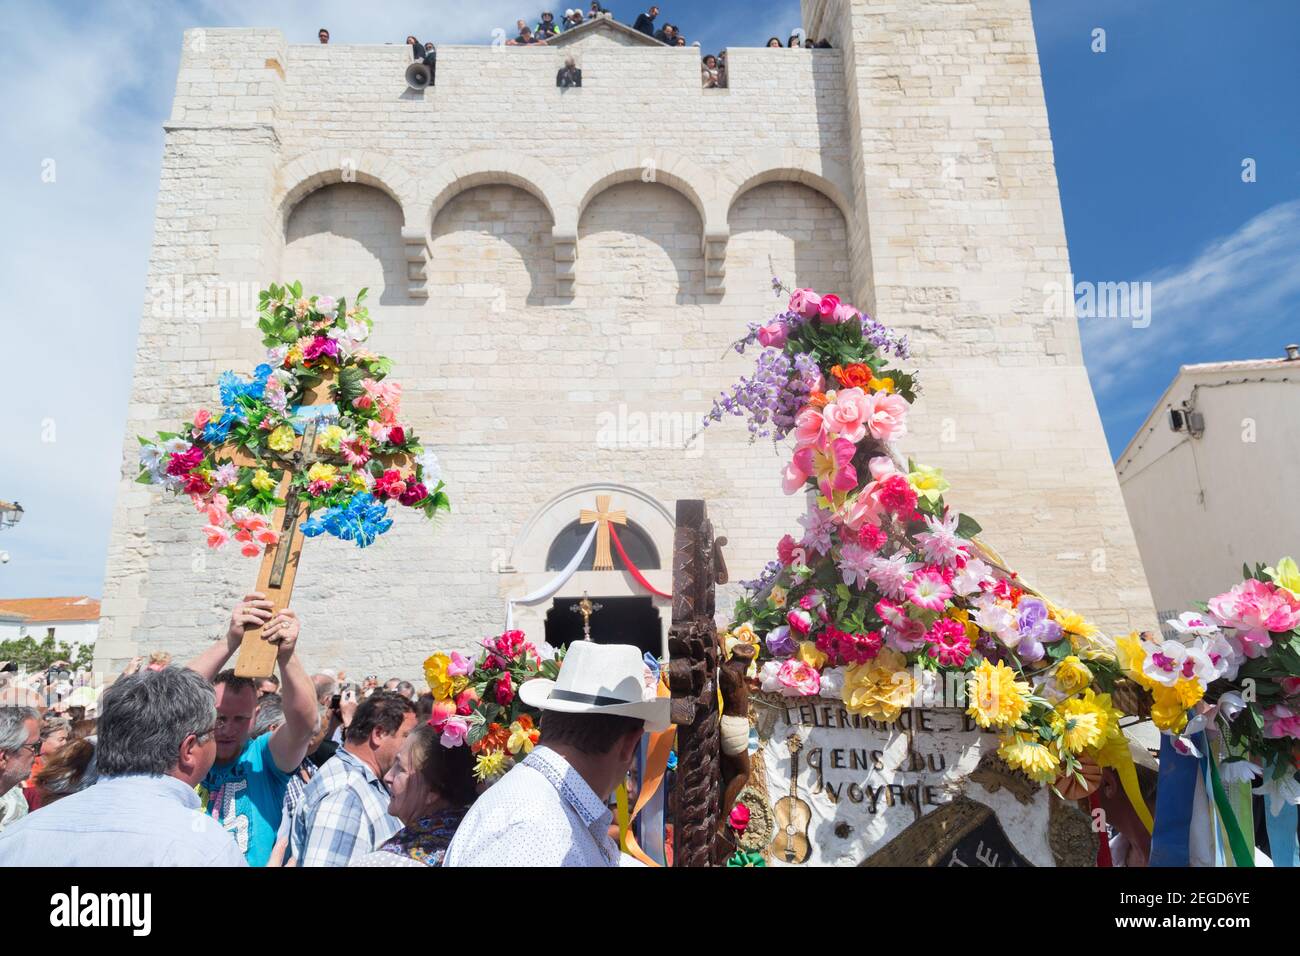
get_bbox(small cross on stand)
[570,592,603,642]
[216,369,411,677]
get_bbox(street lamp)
[0,501,23,531]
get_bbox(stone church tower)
[97,0,1155,674]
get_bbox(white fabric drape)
[505,522,599,629]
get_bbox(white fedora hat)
[519,641,670,733]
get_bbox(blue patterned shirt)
[289,746,399,867]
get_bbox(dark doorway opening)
[544,595,663,657]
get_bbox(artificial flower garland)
[1117,558,1300,802]
[137,283,449,554]
[423,630,560,783]
[709,281,1140,790]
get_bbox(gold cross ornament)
[579,494,627,571]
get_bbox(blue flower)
[299,493,393,548]
[201,411,238,445]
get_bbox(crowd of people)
[0,593,666,867]
[312,6,830,92]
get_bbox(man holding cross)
[187,592,317,866]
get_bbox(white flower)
[915,511,964,567]
[1254,772,1300,813]
[139,444,163,470]
[1166,611,1221,637]
[315,295,338,314]
[161,436,192,456]
[1204,633,1244,681]
[758,659,784,694]
[417,450,442,485]
[951,557,993,597]
[1216,690,1247,722]
[972,598,1020,648]
[867,553,920,601]
[266,345,288,365]
[818,666,845,698]
[1218,759,1263,785]
[1141,637,1187,687]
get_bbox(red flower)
[495,674,514,706]
[398,482,428,506]
[858,523,888,551]
[373,469,407,500]
[388,426,406,446]
[777,534,798,565]
[181,472,211,496]
[166,447,204,476]
[877,475,919,520]
[455,688,479,716]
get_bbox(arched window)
[545,519,661,571]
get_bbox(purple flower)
[797,504,836,555]
[766,625,797,658]
[1017,597,1064,644]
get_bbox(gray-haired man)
[0,706,39,831]
[0,669,246,866]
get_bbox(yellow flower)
[1054,655,1093,696]
[251,468,276,493]
[1266,556,1300,598]
[906,463,950,504]
[318,424,347,452]
[796,641,827,670]
[842,649,915,723]
[507,718,539,755]
[285,346,304,366]
[723,623,760,660]
[867,376,895,394]
[1150,685,1189,734]
[1050,604,1100,638]
[769,586,788,609]
[349,471,371,491]
[966,660,1030,729]
[1050,691,1108,753]
[948,606,981,643]
[423,653,454,701]
[474,751,507,782]
[1089,692,1131,767]
[1174,678,1204,709]
[998,732,1060,782]
[451,675,469,697]
[1115,632,1154,689]
[306,462,337,485]
[268,424,296,453]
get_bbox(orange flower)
[472,721,509,754]
[807,391,829,409]
[830,363,874,390]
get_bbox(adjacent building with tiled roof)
[0,596,100,649]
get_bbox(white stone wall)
[97,5,1154,677]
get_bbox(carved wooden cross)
[579,494,626,571]
[216,369,410,677]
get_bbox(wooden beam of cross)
[579,494,627,572]
[214,369,412,677]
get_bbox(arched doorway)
[543,594,663,656]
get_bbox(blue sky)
[0,0,1296,599]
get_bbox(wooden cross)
[579,494,626,571]
[216,369,411,677]
[569,592,603,641]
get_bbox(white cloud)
[1080,198,1300,400]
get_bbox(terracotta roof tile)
[0,596,101,623]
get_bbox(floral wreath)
[424,630,565,783]
[137,282,449,554]
[707,280,1143,790]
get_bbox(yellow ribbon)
[616,781,631,853]
[1116,750,1154,833]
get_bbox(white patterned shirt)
[289,747,400,867]
[444,746,623,867]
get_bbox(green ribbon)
[725,850,767,867]
[1202,732,1254,868]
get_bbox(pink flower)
[858,523,888,551]
[787,607,813,635]
[427,699,456,730]
[203,525,230,548]
[822,387,872,444]
[1208,579,1300,658]
[341,437,371,467]
[793,406,827,449]
[789,288,822,318]
[817,293,841,321]
[455,688,479,717]
[905,568,953,612]
[1263,705,1300,740]
[832,302,860,324]
[729,803,751,832]
[398,482,428,506]
[877,475,919,520]
[240,540,262,558]
[193,409,211,433]
[863,391,909,442]
[777,659,821,696]
[448,651,474,678]
[788,438,858,499]
[439,716,469,748]
[1282,677,1300,696]
[777,534,799,565]
[926,618,972,667]
[757,322,788,348]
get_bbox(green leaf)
[955,513,983,538]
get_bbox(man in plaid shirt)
[290,692,416,867]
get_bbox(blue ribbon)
[1149,734,1199,867]
[1265,796,1298,867]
